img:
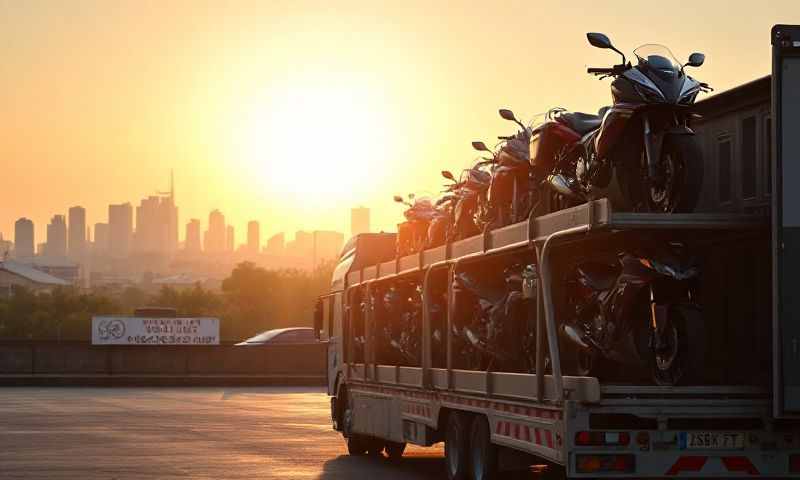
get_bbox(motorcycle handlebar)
[587,67,614,74]
[498,135,513,140]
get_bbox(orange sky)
[1,1,798,245]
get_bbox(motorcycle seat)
[576,262,618,291]
[557,111,603,135]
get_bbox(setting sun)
[234,81,391,206]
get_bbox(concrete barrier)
[0,341,327,385]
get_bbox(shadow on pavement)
[317,454,554,480]
[317,454,445,480]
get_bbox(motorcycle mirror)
[586,32,626,65]
[408,193,415,199]
[441,170,456,181]
[471,141,490,152]
[686,52,705,68]
[498,109,517,122]
[393,195,404,203]
[586,32,612,49]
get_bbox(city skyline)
[4,199,367,260]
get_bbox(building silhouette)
[68,206,86,260]
[108,203,133,259]
[14,218,34,258]
[247,221,260,254]
[226,225,235,252]
[45,215,67,258]
[185,219,202,253]
[351,206,370,237]
[204,210,226,253]
[266,232,285,255]
[93,223,109,254]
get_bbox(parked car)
[235,327,317,346]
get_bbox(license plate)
[679,432,745,450]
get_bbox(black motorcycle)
[452,263,530,371]
[560,240,704,385]
[540,33,711,213]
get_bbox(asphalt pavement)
[0,386,548,479]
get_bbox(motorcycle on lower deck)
[560,239,704,385]
[536,32,711,213]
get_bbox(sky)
[1,0,798,246]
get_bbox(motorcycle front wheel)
[649,304,705,386]
[618,134,704,213]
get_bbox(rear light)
[575,431,630,446]
[576,454,635,474]
[790,454,800,473]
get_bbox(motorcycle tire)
[650,304,705,386]
[617,134,704,213]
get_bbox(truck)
[313,26,800,478]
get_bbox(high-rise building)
[266,232,285,255]
[185,219,202,253]
[45,215,67,258]
[351,206,370,237]
[14,218,34,258]
[247,221,260,254]
[226,225,235,252]
[108,203,133,259]
[132,173,178,256]
[0,234,12,259]
[204,210,226,253]
[93,223,109,254]
[68,206,87,260]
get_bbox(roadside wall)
[0,341,326,385]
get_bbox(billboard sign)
[91,316,220,345]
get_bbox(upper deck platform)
[346,198,767,287]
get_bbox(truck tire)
[445,412,471,480]
[469,416,498,480]
[346,434,370,456]
[384,441,406,460]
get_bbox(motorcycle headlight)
[639,258,698,280]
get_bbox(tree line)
[0,261,334,342]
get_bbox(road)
[0,386,551,479]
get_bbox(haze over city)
[2,1,796,245]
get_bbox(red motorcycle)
[394,194,441,256]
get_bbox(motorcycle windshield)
[632,44,685,103]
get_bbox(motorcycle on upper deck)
[538,33,712,213]
[473,109,541,228]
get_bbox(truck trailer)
[314,26,800,478]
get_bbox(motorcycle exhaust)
[562,324,590,349]
[546,174,583,199]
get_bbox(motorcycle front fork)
[648,286,670,352]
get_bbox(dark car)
[235,327,317,346]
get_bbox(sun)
[235,83,390,205]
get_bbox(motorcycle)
[426,175,462,248]
[445,158,494,241]
[539,33,711,213]
[381,282,422,366]
[451,263,531,371]
[560,239,704,385]
[394,194,441,256]
[473,109,541,227]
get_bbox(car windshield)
[633,44,681,72]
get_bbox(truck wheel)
[384,441,406,460]
[445,412,471,480]
[469,416,498,480]
[346,434,369,456]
